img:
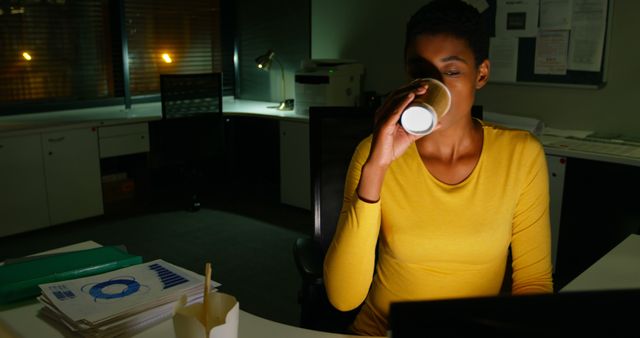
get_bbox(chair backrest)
[153,73,224,168]
[472,105,483,120]
[309,106,375,254]
[160,73,223,120]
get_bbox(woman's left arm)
[510,137,555,294]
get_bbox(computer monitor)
[389,289,640,337]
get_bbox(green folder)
[0,246,142,304]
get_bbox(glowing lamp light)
[22,52,32,61]
[161,53,172,63]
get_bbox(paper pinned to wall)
[540,0,573,30]
[568,0,608,71]
[495,0,540,38]
[535,30,570,75]
[489,37,519,82]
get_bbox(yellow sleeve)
[511,136,554,294]
[323,137,381,311]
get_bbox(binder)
[0,246,142,304]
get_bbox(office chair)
[150,73,224,211]
[293,106,375,333]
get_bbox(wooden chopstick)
[203,262,211,338]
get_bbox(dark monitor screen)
[389,289,640,337]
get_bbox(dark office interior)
[1,0,640,337]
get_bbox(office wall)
[236,0,310,102]
[311,0,640,136]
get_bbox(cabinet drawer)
[99,123,148,138]
[99,133,149,158]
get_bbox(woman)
[323,0,554,336]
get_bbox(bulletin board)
[484,0,613,88]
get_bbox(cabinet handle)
[0,144,3,150]
[48,136,65,143]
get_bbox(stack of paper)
[37,259,221,337]
[483,111,545,136]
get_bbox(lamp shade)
[255,49,275,71]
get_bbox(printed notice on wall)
[495,0,540,38]
[489,37,519,82]
[540,0,573,30]
[535,30,570,75]
[568,0,607,71]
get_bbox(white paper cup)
[399,78,451,136]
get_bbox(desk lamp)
[255,49,293,110]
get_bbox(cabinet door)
[42,128,103,225]
[0,134,50,237]
[279,120,310,210]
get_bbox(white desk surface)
[222,97,308,122]
[0,97,307,136]
[541,134,640,167]
[561,234,640,292]
[0,301,370,338]
[0,103,161,136]
[0,241,379,338]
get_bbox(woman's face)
[405,33,489,127]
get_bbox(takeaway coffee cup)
[398,78,451,136]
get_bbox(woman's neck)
[415,117,482,162]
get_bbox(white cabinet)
[42,128,103,225]
[279,120,310,210]
[0,127,103,237]
[0,134,50,237]
[546,154,567,272]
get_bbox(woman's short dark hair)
[405,0,489,67]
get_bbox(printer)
[294,59,365,116]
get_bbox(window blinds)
[0,0,226,112]
[124,0,222,97]
[0,1,112,104]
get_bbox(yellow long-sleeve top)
[323,122,554,336]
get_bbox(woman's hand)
[356,83,432,202]
[368,84,428,168]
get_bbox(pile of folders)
[0,245,218,337]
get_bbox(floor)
[0,160,314,327]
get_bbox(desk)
[0,97,311,239]
[0,303,372,338]
[541,134,640,168]
[222,97,307,122]
[0,103,161,135]
[0,241,379,338]
[560,234,640,292]
[538,133,640,289]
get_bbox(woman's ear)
[475,59,490,89]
